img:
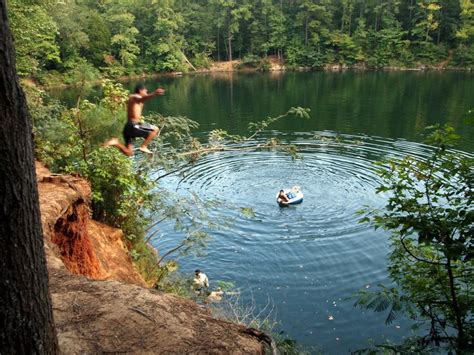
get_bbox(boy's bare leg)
[104,138,134,156]
[139,128,159,154]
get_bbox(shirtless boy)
[105,83,165,156]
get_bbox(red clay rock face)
[51,201,102,278]
[36,162,145,286]
[87,220,145,285]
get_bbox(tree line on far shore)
[8,0,474,84]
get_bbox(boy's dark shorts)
[123,121,155,146]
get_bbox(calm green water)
[56,72,474,352]
[137,71,474,151]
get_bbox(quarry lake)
[57,71,474,352]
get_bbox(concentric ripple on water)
[150,131,465,351]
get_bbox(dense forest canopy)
[8,0,474,81]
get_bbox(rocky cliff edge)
[36,162,266,354]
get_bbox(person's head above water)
[134,83,147,95]
[195,269,201,275]
[279,190,284,194]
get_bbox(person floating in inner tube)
[277,190,290,205]
[105,83,164,156]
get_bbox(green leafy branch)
[356,124,473,351]
[169,107,310,160]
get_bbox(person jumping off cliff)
[105,83,165,156]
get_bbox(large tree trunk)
[0,1,58,353]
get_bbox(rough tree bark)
[0,1,58,353]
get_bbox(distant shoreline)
[24,60,473,91]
